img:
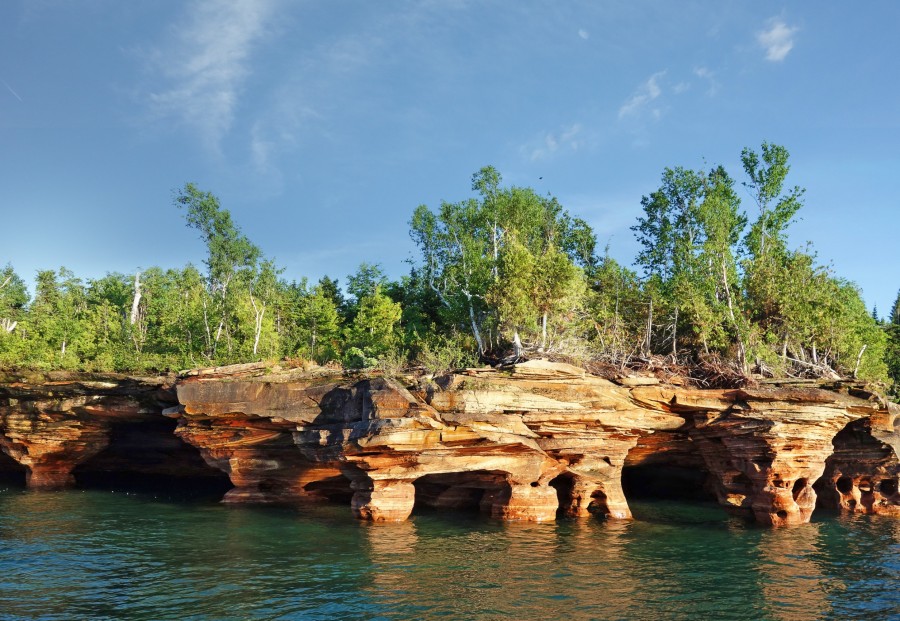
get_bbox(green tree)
[28,268,87,367]
[175,183,262,360]
[632,165,747,361]
[410,166,595,357]
[0,264,28,335]
[885,289,900,395]
[343,286,402,367]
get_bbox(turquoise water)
[0,486,898,621]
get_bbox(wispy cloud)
[144,0,277,152]
[757,18,798,62]
[521,123,584,161]
[1,79,22,102]
[693,66,718,95]
[578,29,589,40]
[618,71,665,119]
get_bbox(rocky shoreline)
[1,361,897,527]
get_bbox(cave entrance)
[621,431,720,522]
[413,471,510,516]
[72,416,231,499]
[0,449,26,488]
[299,471,355,504]
[621,464,714,501]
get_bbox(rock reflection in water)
[1,490,898,620]
[755,523,828,621]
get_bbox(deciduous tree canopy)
[0,147,892,391]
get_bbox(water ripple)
[0,492,898,620]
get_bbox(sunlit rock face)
[171,361,688,522]
[818,402,900,516]
[1,364,896,528]
[629,384,883,526]
[0,373,179,489]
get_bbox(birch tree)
[175,183,261,360]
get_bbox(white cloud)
[521,123,584,161]
[578,29,589,40]
[757,18,798,62]
[618,71,665,119]
[693,66,718,95]
[145,0,277,152]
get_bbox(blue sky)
[2,1,899,314]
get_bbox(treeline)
[0,143,897,391]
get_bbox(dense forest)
[1,143,898,393]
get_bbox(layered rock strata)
[0,372,192,489]
[1,364,897,528]
[630,384,884,526]
[817,402,900,516]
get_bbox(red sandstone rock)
[1,363,897,529]
[818,402,900,516]
[0,374,182,489]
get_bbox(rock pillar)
[819,411,900,516]
[557,474,631,520]
[351,478,416,522]
[689,402,859,526]
[0,412,109,490]
[488,482,559,522]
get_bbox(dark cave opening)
[413,471,509,515]
[622,464,716,502]
[0,450,26,488]
[72,416,231,499]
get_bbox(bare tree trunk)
[721,260,746,371]
[541,312,548,350]
[853,344,867,378]
[249,290,264,356]
[513,329,523,359]
[468,302,484,355]
[672,306,678,357]
[201,300,213,357]
[129,272,142,325]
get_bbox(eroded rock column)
[555,468,632,520]
[819,406,900,516]
[350,478,416,522]
[689,394,863,526]
[0,409,109,490]
[487,481,559,522]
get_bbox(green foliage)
[342,287,403,367]
[295,283,342,363]
[410,165,593,357]
[885,290,900,395]
[2,153,893,384]
[415,331,479,375]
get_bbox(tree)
[632,165,747,361]
[410,166,595,358]
[343,286,402,367]
[885,289,900,395]
[297,284,342,362]
[175,183,262,360]
[0,264,28,334]
[344,263,388,321]
[27,268,87,366]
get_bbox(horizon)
[2,1,898,314]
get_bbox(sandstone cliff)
[1,362,897,527]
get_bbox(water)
[0,487,898,621]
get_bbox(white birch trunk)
[129,272,142,325]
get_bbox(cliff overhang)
[1,361,897,527]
